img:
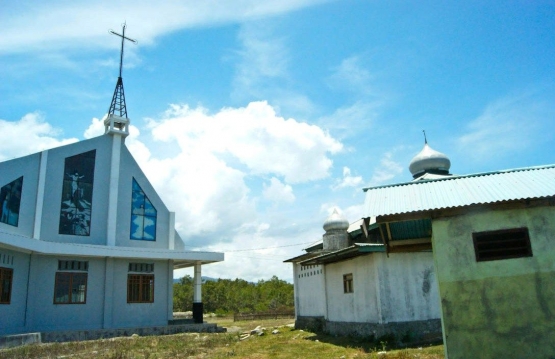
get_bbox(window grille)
[58,260,89,271]
[128,263,154,273]
[473,227,532,262]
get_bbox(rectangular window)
[343,273,353,293]
[127,274,154,303]
[473,227,532,262]
[54,272,88,304]
[0,267,13,304]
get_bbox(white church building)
[285,141,448,342]
[0,25,223,340]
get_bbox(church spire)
[104,23,137,137]
[107,23,136,118]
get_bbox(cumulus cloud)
[100,101,342,245]
[263,177,295,203]
[0,113,77,161]
[148,101,342,183]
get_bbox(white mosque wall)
[324,255,381,323]
[294,263,326,317]
[323,252,440,324]
[376,252,441,323]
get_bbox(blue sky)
[1,1,554,282]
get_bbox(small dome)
[409,143,451,178]
[323,209,349,232]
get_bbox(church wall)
[325,255,380,323]
[40,136,112,245]
[376,252,440,323]
[0,248,30,336]
[110,258,169,328]
[294,263,326,317]
[25,255,106,332]
[0,153,41,238]
[432,206,555,359]
[114,146,171,249]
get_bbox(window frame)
[127,274,155,303]
[343,273,353,293]
[53,271,88,304]
[0,267,13,304]
[473,227,533,262]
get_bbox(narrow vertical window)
[343,273,353,293]
[59,150,96,236]
[130,179,157,241]
[0,267,13,304]
[0,176,23,227]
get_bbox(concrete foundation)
[296,316,442,346]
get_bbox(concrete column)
[103,258,115,328]
[168,212,175,250]
[106,136,122,246]
[33,151,48,239]
[167,260,174,322]
[193,261,203,323]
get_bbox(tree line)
[173,275,294,314]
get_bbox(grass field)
[0,318,444,358]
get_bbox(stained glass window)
[130,178,157,241]
[0,176,23,227]
[59,150,96,236]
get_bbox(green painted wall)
[432,206,555,359]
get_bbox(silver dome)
[409,143,451,178]
[323,209,349,232]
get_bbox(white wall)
[324,252,440,324]
[376,252,440,323]
[325,254,380,323]
[294,263,326,317]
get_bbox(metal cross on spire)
[107,23,137,118]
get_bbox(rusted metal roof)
[363,164,555,218]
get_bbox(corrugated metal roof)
[363,164,555,218]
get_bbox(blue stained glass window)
[130,178,157,241]
[0,176,23,227]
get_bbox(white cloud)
[263,177,295,203]
[148,101,342,183]
[457,93,551,161]
[328,55,373,95]
[367,151,403,187]
[0,113,77,162]
[0,1,331,55]
[332,166,363,190]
